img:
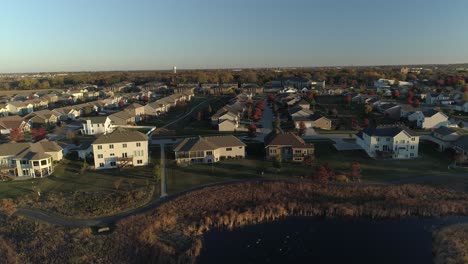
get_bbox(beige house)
[124,103,145,122]
[25,110,60,125]
[293,113,332,130]
[0,140,63,178]
[174,135,246,165]
[109,111,136,126]
[92,128,149,169]
[407,109,449,129]
[264,131,314,162]
[0,115,31,134]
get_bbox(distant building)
[92,128,149,169]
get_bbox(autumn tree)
[31,127,47,142]
[0,199,16,217]
[392,90,400,98]
[349,161,362,181]
[413,98,421,107]
[267,94,275,103]
[463,89,468,102]
[303,155,315,167]
[9,128,24,142]
[196,72,208,84]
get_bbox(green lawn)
[314,141,458,182]
[164,140,463,195]
[0,159,157,200]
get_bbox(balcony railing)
[117,156,133,162]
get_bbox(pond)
[197,216,468,264]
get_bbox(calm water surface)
[198,216,468,264]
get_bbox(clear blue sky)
[1,0,468,73]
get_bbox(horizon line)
[1,61,468,75]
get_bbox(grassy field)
[163,140,465,195]
[0,159,157,200]
[0,88,61,96]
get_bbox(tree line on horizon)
[1,66,468,91]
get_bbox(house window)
[411,137,416,141]
[386,138,390,142]
[21,160,28,165]
[99,163,104,167]
[110,153,115,157]
[410,153,414,157]
[122,153,127,158]
[226,148,232,151]
[206,151,213,155]
[137,160,143,164]
[136,142,141,147]
[110,161,116,166]
[41,160,47,165]
[122,143,127,148]
[377,138,380,142]
[33,161,39,166]
[97,154,103,159]
[375,145,379,148]
[239,147,242,149]
[109,144,114,149]
[410,146,415,149]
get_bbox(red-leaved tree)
[349,161,362,181]
[9,128,25,142]
[31,127,47,142]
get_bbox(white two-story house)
[356,126,419,159]
[81,116,113,135]
[407,109,449,129]
[173,135,246,165]
[92,128,149,169]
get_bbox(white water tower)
[173,66,177,74]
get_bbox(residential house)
[53,107,81,120]
[108,111,136,126]
[407,109,449,129]
[264,131,314,162]
[0,115,31,134]
[242,84,263,95]
[173,135,246,165]
[426,93,451,105]
[297,99,310,110]
[81,116,113,135]
[377,103,401,120]
[356,126,419,159]
[6,101,34,115]
[296,113,332,130]
[430,126,460,151]
[211,105,241,132]
[92,128,149,169]
[451,101,468,113]
[0,140,63,178]
[124,103,145,122]
[25,110,60,126]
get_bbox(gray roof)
[174,135,246,152]
[84,116,108,123]
[360,126,417,137]
[92,128,148,145]
[422,109,439,117]
[433,126,457,136]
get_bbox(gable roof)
[0,115,26,130]
[433,126,457,136]
[359,126,417,138]
[264,131,313,148]
[92,128,148,145]
[173,135,246,152]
